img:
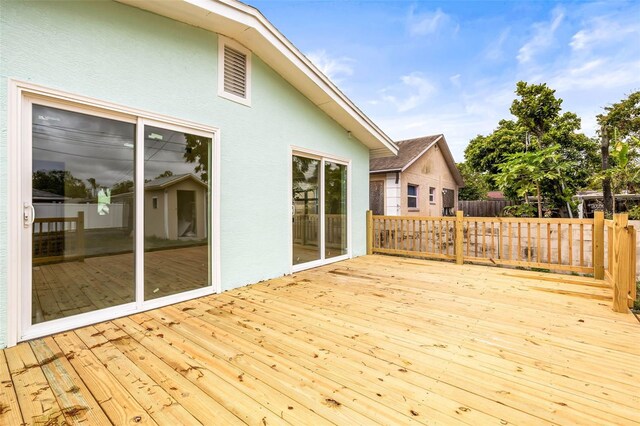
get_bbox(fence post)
[77,211,85,262]
[629,226,636,308]
[455,210,464,265]
[593,211,604,279]
[612,213,630,313]
[366,210,373,255]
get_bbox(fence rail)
[32,212,85,265]
[366,210,636,313]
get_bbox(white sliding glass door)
[292,151,349,271]
[19,94,215,341]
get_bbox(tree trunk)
[601,127,613,215]
[536,183,543,218]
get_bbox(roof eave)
[115,0,398,156]
[369,168,401,174]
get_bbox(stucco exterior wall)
[145,190,167,239]
[0,0,370,347]
[399,146,459,216]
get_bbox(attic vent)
[223,45,247,98]
[218,36,252,106]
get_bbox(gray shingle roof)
[370,134,442,171]
[369,134,464,187]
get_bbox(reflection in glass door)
[144,125,211,300]
[292,153,348,268]
[31,104,136,324]
[325,161,347,259]
[292,155,321,265]
[22,97,215,340]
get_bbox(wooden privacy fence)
[32,212,85,265]
[458,200,516,217]
[366,210,637,313]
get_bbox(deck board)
[3,255,639,425]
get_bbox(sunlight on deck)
[2,255,639,425]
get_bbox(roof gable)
[370,134,464,186]
[115,0,397,156]
[145,173,208,190]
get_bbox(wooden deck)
[2,255,639,425]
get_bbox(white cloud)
[485,28,511,61]
[380,72,436,113]
[570,17,639,51]
[407,7,452,36]
[306,49,354,83]
[449,74,461,88]
[517,6,565,63]
[548,59,640,92]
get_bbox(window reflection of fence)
[293,214,345,247]
[32,212,85,265]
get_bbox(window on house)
[429,187,435,203]
[152,197,158,209]
[218,36,251,106]
[408,184,418,209]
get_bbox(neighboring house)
[144,174,208,241]
[0,0,397,347]
[575,190,640,218]
[370,134,464,216]
[487,191,506,200]
[113,174,209,240]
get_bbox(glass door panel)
[292,155,321,265]
[143,125,211,300]
[325,161,347,259]
[31,104,136,324]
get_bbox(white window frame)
[217,35,252,107]
[152,196,158,209]
[407,184,419,210]
[429,186,436,204]
[6,79,221,346]
[289,146,352,273]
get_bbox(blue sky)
[248,0,640,161]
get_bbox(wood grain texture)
[3,255,639,425]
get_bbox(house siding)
[0,0,369,347]
[385,173,401,216]
[399,145,459,216]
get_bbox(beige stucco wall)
[144,181,206,240]
[399,146,459,216]
[144,189,167,239]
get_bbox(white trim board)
[6,79,222,345]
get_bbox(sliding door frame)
[290,146,352,273]
[6,79,221,346]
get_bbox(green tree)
[33,170,88,199]
[86,177,98,198]
[456,162,490,200]
[465,119,526,188]
[155,170,174,179]
[183,134,211,182]
[495,145,570,218]
[596,91,640,214]
[464,81,599,216]
[510,81,562,140]
[111,180,134,195]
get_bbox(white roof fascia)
[115,0,398,155]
